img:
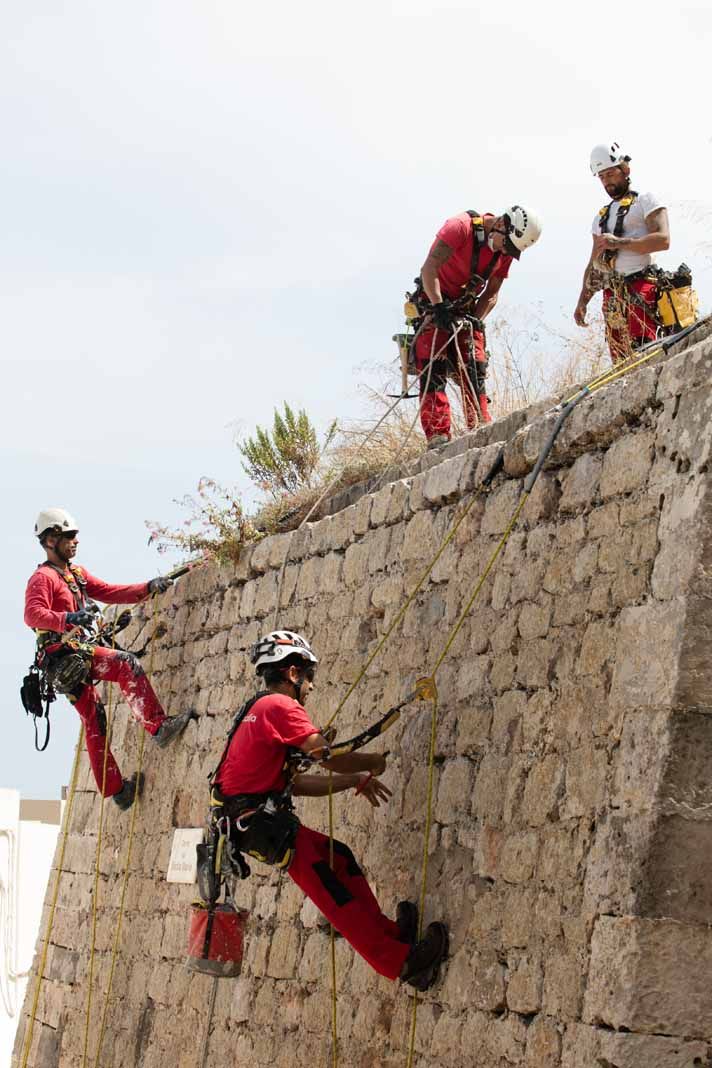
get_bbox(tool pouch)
[236,804,300,869]
[21,665,44,718]
[20,664,53,751]
[45,649,92,695]
[196,835,221,905]
[657,287,698,329]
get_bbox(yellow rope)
[324,479,491,731]
[81,684,114,1068]
[92,596,161,1066]
[405,681,439,1068]
[19,726,85,1068]
[432,495,529,675]
[562,340,663,405]
[327,775,338,1068]
[93,728,147,1067]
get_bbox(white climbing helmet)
[590,142,631,177]
[34,507,79,539]
[502,206,542,257]
[250,630,319,672]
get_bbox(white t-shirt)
[590,190,666,276]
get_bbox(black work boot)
[112,772,144,812]
[396,901,419,946]
[153,708,197,749]
[400,922,449,991]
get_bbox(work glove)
[431,301,454,332]
[65,609,94,629]
[147,576,173,595]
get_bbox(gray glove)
[147,576,173,595]
[66,610,94,629]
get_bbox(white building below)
[0,789,61,1068]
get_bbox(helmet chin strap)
[284,667,309,702]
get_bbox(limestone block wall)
[14,329,712,1068]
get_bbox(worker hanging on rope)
[209,631,449,990]
[406,206,542,448]
[23,508,196,810]
[574,142,672,363]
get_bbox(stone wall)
[15,328,712,1068]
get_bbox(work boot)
[400,922,449,991]
[396,901,418,946]
[112,772,144,812]
[427,434,450,450]
[477,395,492,424]
[153,708,198,749]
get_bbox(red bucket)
[186,903,249,978]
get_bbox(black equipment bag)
[20,664,54,752]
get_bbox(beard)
[57,542,76,563]
[603,170,630,199]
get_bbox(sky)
[2,0,711,797]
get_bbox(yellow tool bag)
[656,263,698,330]
[657,286,698,329]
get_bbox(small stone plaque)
[166,828,204,884]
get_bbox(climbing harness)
[397,212,499,399]
[405,211,501,322]
[20,559,181,752]
[598,190,639,267]
[597,190,699,349]
[200,692,306,892]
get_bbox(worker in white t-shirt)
[574,142,670,362]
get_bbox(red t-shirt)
[24,563,149,633]
[432,212,513,299]
[215,693,318,796]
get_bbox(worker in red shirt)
[413,206,542,446]
[24,508,196,810]
[574,142,670,362]
[212,630,449,990]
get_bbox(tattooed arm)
[574,242,601,327]
[592,207,670,259]
[420,239,454,304]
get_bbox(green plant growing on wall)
[238,402,337,498]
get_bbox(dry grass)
[148,311,617,555]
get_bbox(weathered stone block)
[560,452,603,513]
[599,430,655,499]
[562,1023,709,1068]
[501,831,539,883]
[522,755,565,827]
[585,915,712,1036]
[610,600,685,710]
[424,454,467,505]
[435,758,473,824]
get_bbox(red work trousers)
[603,278,658,363]
[72,646,166,797]
[415,323,486,440]
[287,825,410,980]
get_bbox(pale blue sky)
[2,0,711,796]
